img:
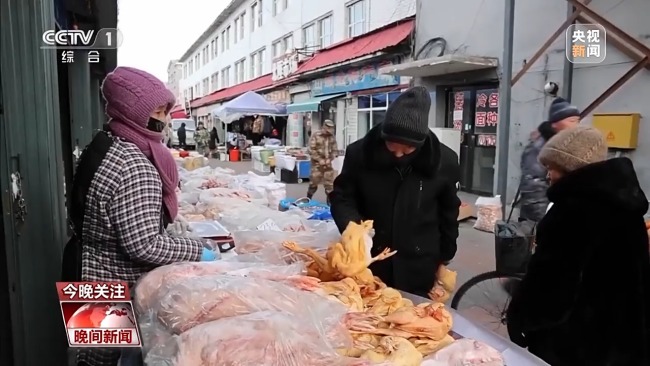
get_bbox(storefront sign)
[477,134,497,147]
[263,89,290,103]
[272,52,299,81]
[452,92,466,131]
[474,88,499,134]
[311,62,400,97]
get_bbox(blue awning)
[286,93,345,113]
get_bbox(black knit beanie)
[381,86,431,147]
[548,97,580,124]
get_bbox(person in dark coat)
[177,122,187,148]
[208,127,219,157]
[329,86,461,298]
[518,97,580,222]
[507,125,650,366]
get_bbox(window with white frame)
[283,34,293,52]
[183,64,187,78]
[302,24,316,49]
[221,31,226,52]
[211,73,218,91]
[194,84,200,97]
[272,0,287,15]
[188,88,193,100]
[250,48,265,78]
[272,40,282,58]
[225,26,231,49]
[254,1,263,28]
[233,19,239,43]
[235,59,246,83]
[347,0,366,37]
[194,55,200,71]
[251,2,258,31]
[221,67,230,88]
[357,91,401,137]
[214,37,219,57]
[210,40,214,59]
[202,78,209,95]
[203,46,209,64]
[320,15,333,47]
[238,13,245,39]
[188,60,193,75]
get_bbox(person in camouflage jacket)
[307,120,338,202]
[195,122,210,155]
[518,97,580,221]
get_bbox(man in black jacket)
[329,86,461,298]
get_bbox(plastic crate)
[297,160,311,179]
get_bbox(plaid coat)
[76,137,203,366]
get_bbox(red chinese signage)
[475,89,499,134]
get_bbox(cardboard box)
[458,202,474,221]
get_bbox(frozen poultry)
[155,275,349,335]
[133,261,305,313]
[147,311,371,366]
[367,288,409,316]
[410,334,455,356]
[283,220,396,285]
[426,338,504,366]
[338,333,382,358]
[362,302,453,341]
[428,265,457,303]
[384,302,453,340]
[360,336,422,366]
[316,278,365,312]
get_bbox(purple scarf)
[110,119,179,220]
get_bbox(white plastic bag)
[220,206,309,232]
[424,338,505,366]
[144,311,363,366]
[232,229,339,256]
[474,195,502,233]
[133,261,305,314]
[332,156,345,175]
[152,275,349,336]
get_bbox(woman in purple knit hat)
[71,67,218,366]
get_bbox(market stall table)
[402,292,549,365]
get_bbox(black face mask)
[147,117,166,133]
[379,143,419,167]
[392,151,418,167]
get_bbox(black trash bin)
[494,220,536,275]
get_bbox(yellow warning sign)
[606,132,615,140]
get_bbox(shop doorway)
[445,85,499,195]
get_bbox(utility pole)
[496,0,515,217]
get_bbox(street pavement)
[210,159,507,335]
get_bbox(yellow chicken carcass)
[359,336,422,366]
[316,278,364,312]
[367,288,407,316]
[283,220,396,285]
[428,265,457,303]
[410,334,455,356]
[338,333,382,358]
[363,302,453,341]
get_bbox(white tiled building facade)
[178,0,416,102]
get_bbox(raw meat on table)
[133,261,305,313]
[154,275,350,342]
[146,311,377,366]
